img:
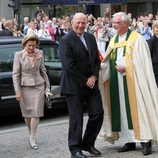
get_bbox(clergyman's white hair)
[112,12,130,23]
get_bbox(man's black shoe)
[118,143,136,152]
[71,151,87,158]
[82,146,101,156]
[141,142,152,156]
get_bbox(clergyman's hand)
[116,65,125,74]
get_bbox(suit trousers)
[65,89,104,154]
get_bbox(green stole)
[110,29,133,131]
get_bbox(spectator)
[34,7,41,18]
[91,18,108,57]
[54,20,65,42]
[12,24,23,37]
[63,21,71,34]
[38,22,51,39]
[46,20,55,41]
[147,20,158,86]
[0,20,13,36]
[27,22,38,36]
[140,20,152,40]
[20,17,30,35]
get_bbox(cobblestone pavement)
[0,116,157,158]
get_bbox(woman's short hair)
[22,33,39,46]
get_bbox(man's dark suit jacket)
[147,34,158,75]
[147,34,158,87]
[59,30,101,94]
[0,28,13,36]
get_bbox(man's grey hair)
[71,12,87,24]
[152,20,158,29]
[112,12,130,23]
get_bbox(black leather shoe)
[71,151,87,158]
[141,141,152,156]
[82,146,101,156]
[118,143,136,152]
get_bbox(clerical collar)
[119,32,127,38]
[77,33,84,38]
[114,29,131,44]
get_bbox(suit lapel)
[71,30,89,53]
[71,30,92,65]
[77,36,87,51]
[84,33,92,63]
[84,33,91,54]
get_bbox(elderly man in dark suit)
[59,12,104,158]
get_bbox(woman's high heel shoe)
[29,139,38,150]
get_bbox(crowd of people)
[0,9,157,46]
[0,10,72,42]
[4,6,158,158]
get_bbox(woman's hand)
[16,93,21,102]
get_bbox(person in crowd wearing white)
[45,20,55,41]
[20,17,30,35]
[38,22,51,39]
[27,22,38,36]
[91,18,108,58]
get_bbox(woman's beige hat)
[22,33,39,46]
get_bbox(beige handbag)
[45,91,53,109]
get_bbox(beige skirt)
[20,83,45,117]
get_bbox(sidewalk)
[0,116,157,158]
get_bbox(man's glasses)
[112,21,124,25]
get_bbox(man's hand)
[86,75,96,89]
[116,65,125,74]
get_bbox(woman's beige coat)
[12,50,50,117]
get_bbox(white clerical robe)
[99,31,158,144]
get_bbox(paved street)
[0,116,157,158]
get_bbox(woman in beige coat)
[12,34,50,149]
